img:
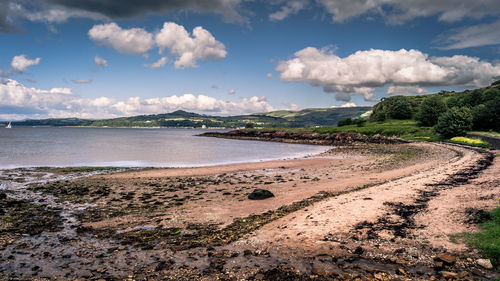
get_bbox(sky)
[1,0,500,120]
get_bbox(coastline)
[0,139,499,280]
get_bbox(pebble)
[435,253,456,265]
[476,258,493,269]
[440,271,458,279]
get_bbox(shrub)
[434,107,473,138]
[337,118,352,127]
[416,96,447,126]
[353,118,366,127]
[245,123,255,128]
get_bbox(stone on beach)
[248,189,275,200]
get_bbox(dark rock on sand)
[248,189,275,200]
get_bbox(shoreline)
[0,145,330,171]
[1,140,499,280]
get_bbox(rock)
[440,271,458,279]
[353,246,364,255]
[248,189,275,200]
[476,259,493,269]
[435,253,456,265]
[0,192,6,200]
[434,261,444,268]
[254,273,265,280]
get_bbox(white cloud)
[88,22,154,56]
[285,103,301,110]
[155,22,227,68]
[11,55,40,72]
[94,55,108,67]
[437,21,500,50]
[276,47,500,101]
[317,0,500,24]
[330,102,357,108]
[266,73,273,78]
[145,57,168,69]
[72,79,92,84]
[228,89,236,95]
[269,0,308,21]
[340,102,357,108]
[386,86,426,96]
[0,79,276,120]
[87,22,226,69]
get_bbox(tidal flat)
[0,142,499,280]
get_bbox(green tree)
[416,96,447,126]
[388,96,412,119]
[434,107,473,138]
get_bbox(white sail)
[6,122,11,129]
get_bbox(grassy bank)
[246,119,494,148]
[453,206,500,266]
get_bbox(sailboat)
[6,122,11,129]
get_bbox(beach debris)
[476,258,493,269]
[439,271,458,279]
[248,189,275,200]
[435,253,456,265]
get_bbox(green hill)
[4,107,372,128]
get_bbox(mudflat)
[0,142,498,280]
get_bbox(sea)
[0,127,328,169]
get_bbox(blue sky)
[1,1,500,120]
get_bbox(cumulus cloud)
[88,22,154,56]
[386,86,426,96]
[276,47,500,101]
[269,0,308,21]
[87,22,226,68]
[340,102,357,108]
[437,21,500,50]
[145,57,168,69]
[228,89,236,95]
[0,0,247,33]
[11,55,41,72]
[0,78,276,120]
[317,0,500,23]
[94,55,108,67]
[72,79,92,84]
[155,22,227,68]
[330,102,357,108]
[285,103,300,110]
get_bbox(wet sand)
[0,142,498,280]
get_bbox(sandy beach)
[0,141,498,280]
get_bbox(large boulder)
[248,189,275,200]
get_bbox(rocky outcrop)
[200,130,406,145]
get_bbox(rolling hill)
[3,107,372,128]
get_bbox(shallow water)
[0,127,328,168]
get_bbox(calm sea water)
[0,127,328,169]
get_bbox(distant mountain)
[3,107,372,128]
